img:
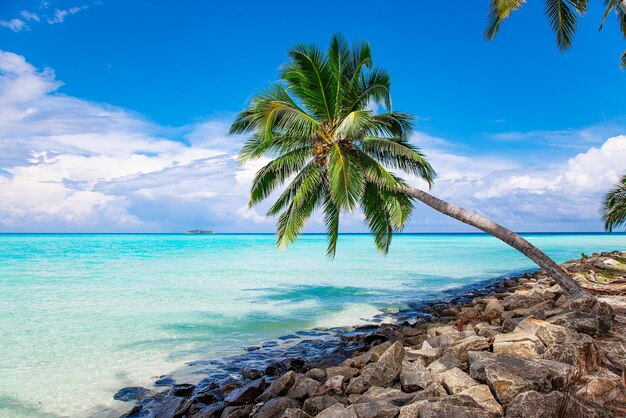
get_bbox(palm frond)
[602,175,626,232]
[328,144,365,210]
[281,44,335,123]
[276,183,323,250]
[485,0,526,40]
[266,162,323,216]
[249,147,313,206]
[360,137,436,185]
[621,49,626,69]
[323,187,340,257]
[545,0,579,50]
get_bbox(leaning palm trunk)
[407,188,585,297]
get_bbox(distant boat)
[185,229,214,234]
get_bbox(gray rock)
[467,351,575,407]
[224,378,266,405]
[304,368,326,383]
[427,352,464,375]
[326,366,359,380]
[361,342,405,388]
[506,390,612,418]
[400,361,432,392]
[399,395,487,418]
[324,375,346,394]
[492,331,545,359]
[352,401,399,418]
[253,397,300,418]
[281,408,311,418]
[302,394,338,416]
[404,347,441,365]
[541,333,600,373]
[345,376,370,395]
[410,382,447,402]
[439,367,480,394]
[458,384,503,415]
[154,396,189,418]
[286,375,321,401]
[356,386,414,406]
[316,403,358,418]
[445,335,489,362]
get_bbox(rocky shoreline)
[121,251,626,418]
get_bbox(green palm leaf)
[602,175,626,232]
[328,144,365,210]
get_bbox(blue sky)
[0,0,625,233]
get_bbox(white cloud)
[47,6,88,24]
[20,11,40,22]
[0,18,26,32]
[0,50,624,233]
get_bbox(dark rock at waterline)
[169,383,195,397]
[154,376,176,386]
[240,366,263,381]
[223,378,266,405]
[265,358,306,376]
[114,386,151,402]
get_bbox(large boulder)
[361,342,405,388]
[458,384,503,416]
[445,336,490,363]
[356,386,414,406]
[302,394,338,416]
[399,395,488,418]
[439,367,480,394]
[404,347,441,365]
[427,352,464,375]
[352,401,399,418]
[505,390,612,418]
[468,351,575,407]
[492,331,545,359]
[257,371,296,402]
[286,375,322,401]
[316,403,358,418]
[400,361,432,392]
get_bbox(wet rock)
[257,371,296,402]
[114,386,151,402]
[221,404,254,418]
[361,341,404,387]
[468,351,575,407]
[241,367,263,381]
[352,401,399,418]
[506,390,612,418]
[193,387,224,405]
[224,378,266,405]
[154,395,190,418]
[400,361,432,392]
[265,358,305,377]
[439,367,480,394]
[194,402,225,418]
[253,397,300,418]
[169,384,195,397]
[302,394,338,416]
[286,375,322,401]
[155,376,176,386]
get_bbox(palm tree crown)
[485,0,626,68]
[229,35,435,256]
[603,174,626,232]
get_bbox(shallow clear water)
[1,233,625,417]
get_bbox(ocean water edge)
[1,233,625,417]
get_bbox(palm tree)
[485,0,626,69]
[229,35,584,297]
[603,174,626,231]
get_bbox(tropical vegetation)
[603,174,626,231]
[485,0,626,69]
[229,34,584,296]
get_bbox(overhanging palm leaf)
[229,34,436,256]
[602,175,626,232]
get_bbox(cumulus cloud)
[0,50,624,233]
[0,18,26,32]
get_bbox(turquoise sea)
[1,233,625,417]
